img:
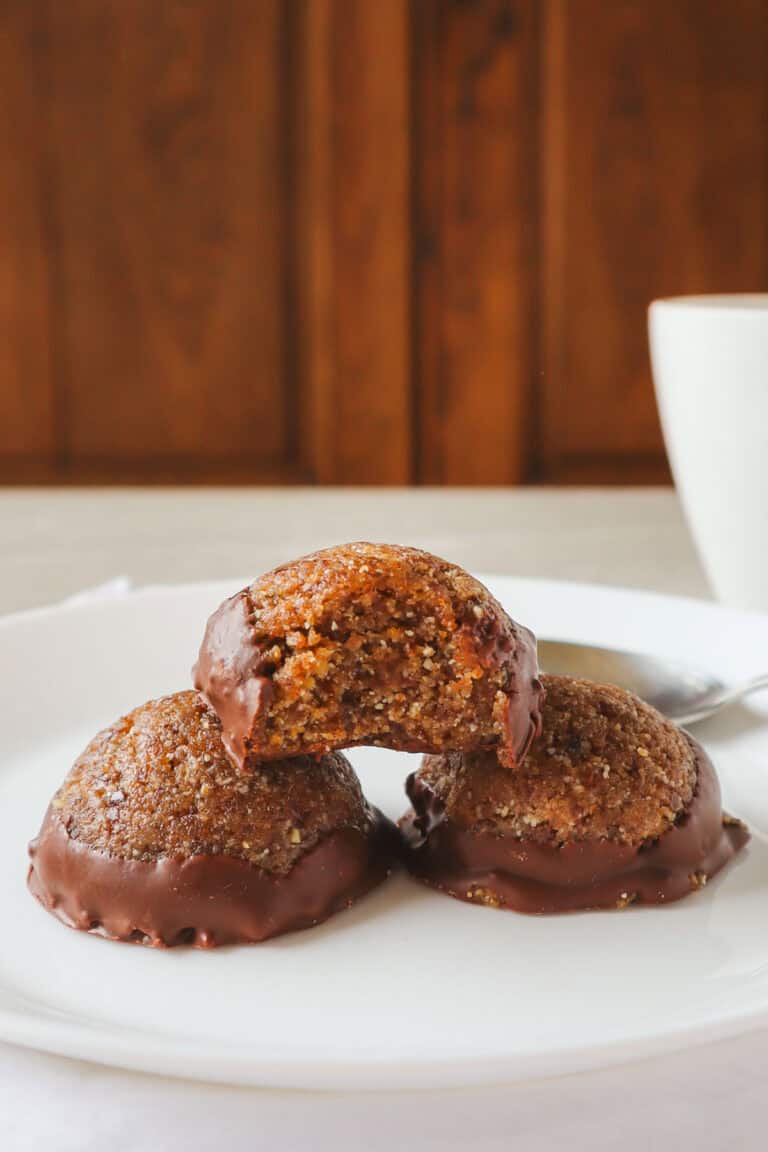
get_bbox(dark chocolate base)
[401,738,749,914]
[28,808,399,947]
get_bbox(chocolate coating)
[29,806,398,947]
[27,691,399,946]
[193,542,543,770]
[401,677,749,913]
[402,745,747,913]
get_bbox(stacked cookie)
[403,674,747,913]
[27,543,747,948]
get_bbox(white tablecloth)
[3,1031,766,1151]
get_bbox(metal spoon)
[537,639,768,727]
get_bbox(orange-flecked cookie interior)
[194,542,543,769]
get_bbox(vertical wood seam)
[281,0,301,478]
[36,0,70,475]
[538,0,566,484]
[409,0,424,485]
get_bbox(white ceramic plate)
[0,577,767,1090]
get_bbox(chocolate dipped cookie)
[402,675,748,913]
[29,691,398,947]
[194,543,544,770]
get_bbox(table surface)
[7,486,765,1152]
[0,486,709,614]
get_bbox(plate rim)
[1,993,768,1091]
[0,572,735,630]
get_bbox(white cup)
[649,295,768,612]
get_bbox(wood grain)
[295,0,412,484]
[0,2,56,476]
[414,0,540,485]
[539,0,768,483]
[45,0,292,481]
[1,1,768,486]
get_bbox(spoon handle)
[712,672,768,714]
[735,672,768,702]
[676,672,768,726]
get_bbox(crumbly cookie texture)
[417,674,697,846]
[194,542,542,767]
[52,691,375,873]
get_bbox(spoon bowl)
[537,639,768,726]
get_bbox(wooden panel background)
[1,0,767,485]
[413,0,540,484]
[539,0,768,484]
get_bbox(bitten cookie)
[28,691,398,947]
[401,675,748,913]
[193,542,544,770]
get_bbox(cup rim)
[649,294,768,315]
